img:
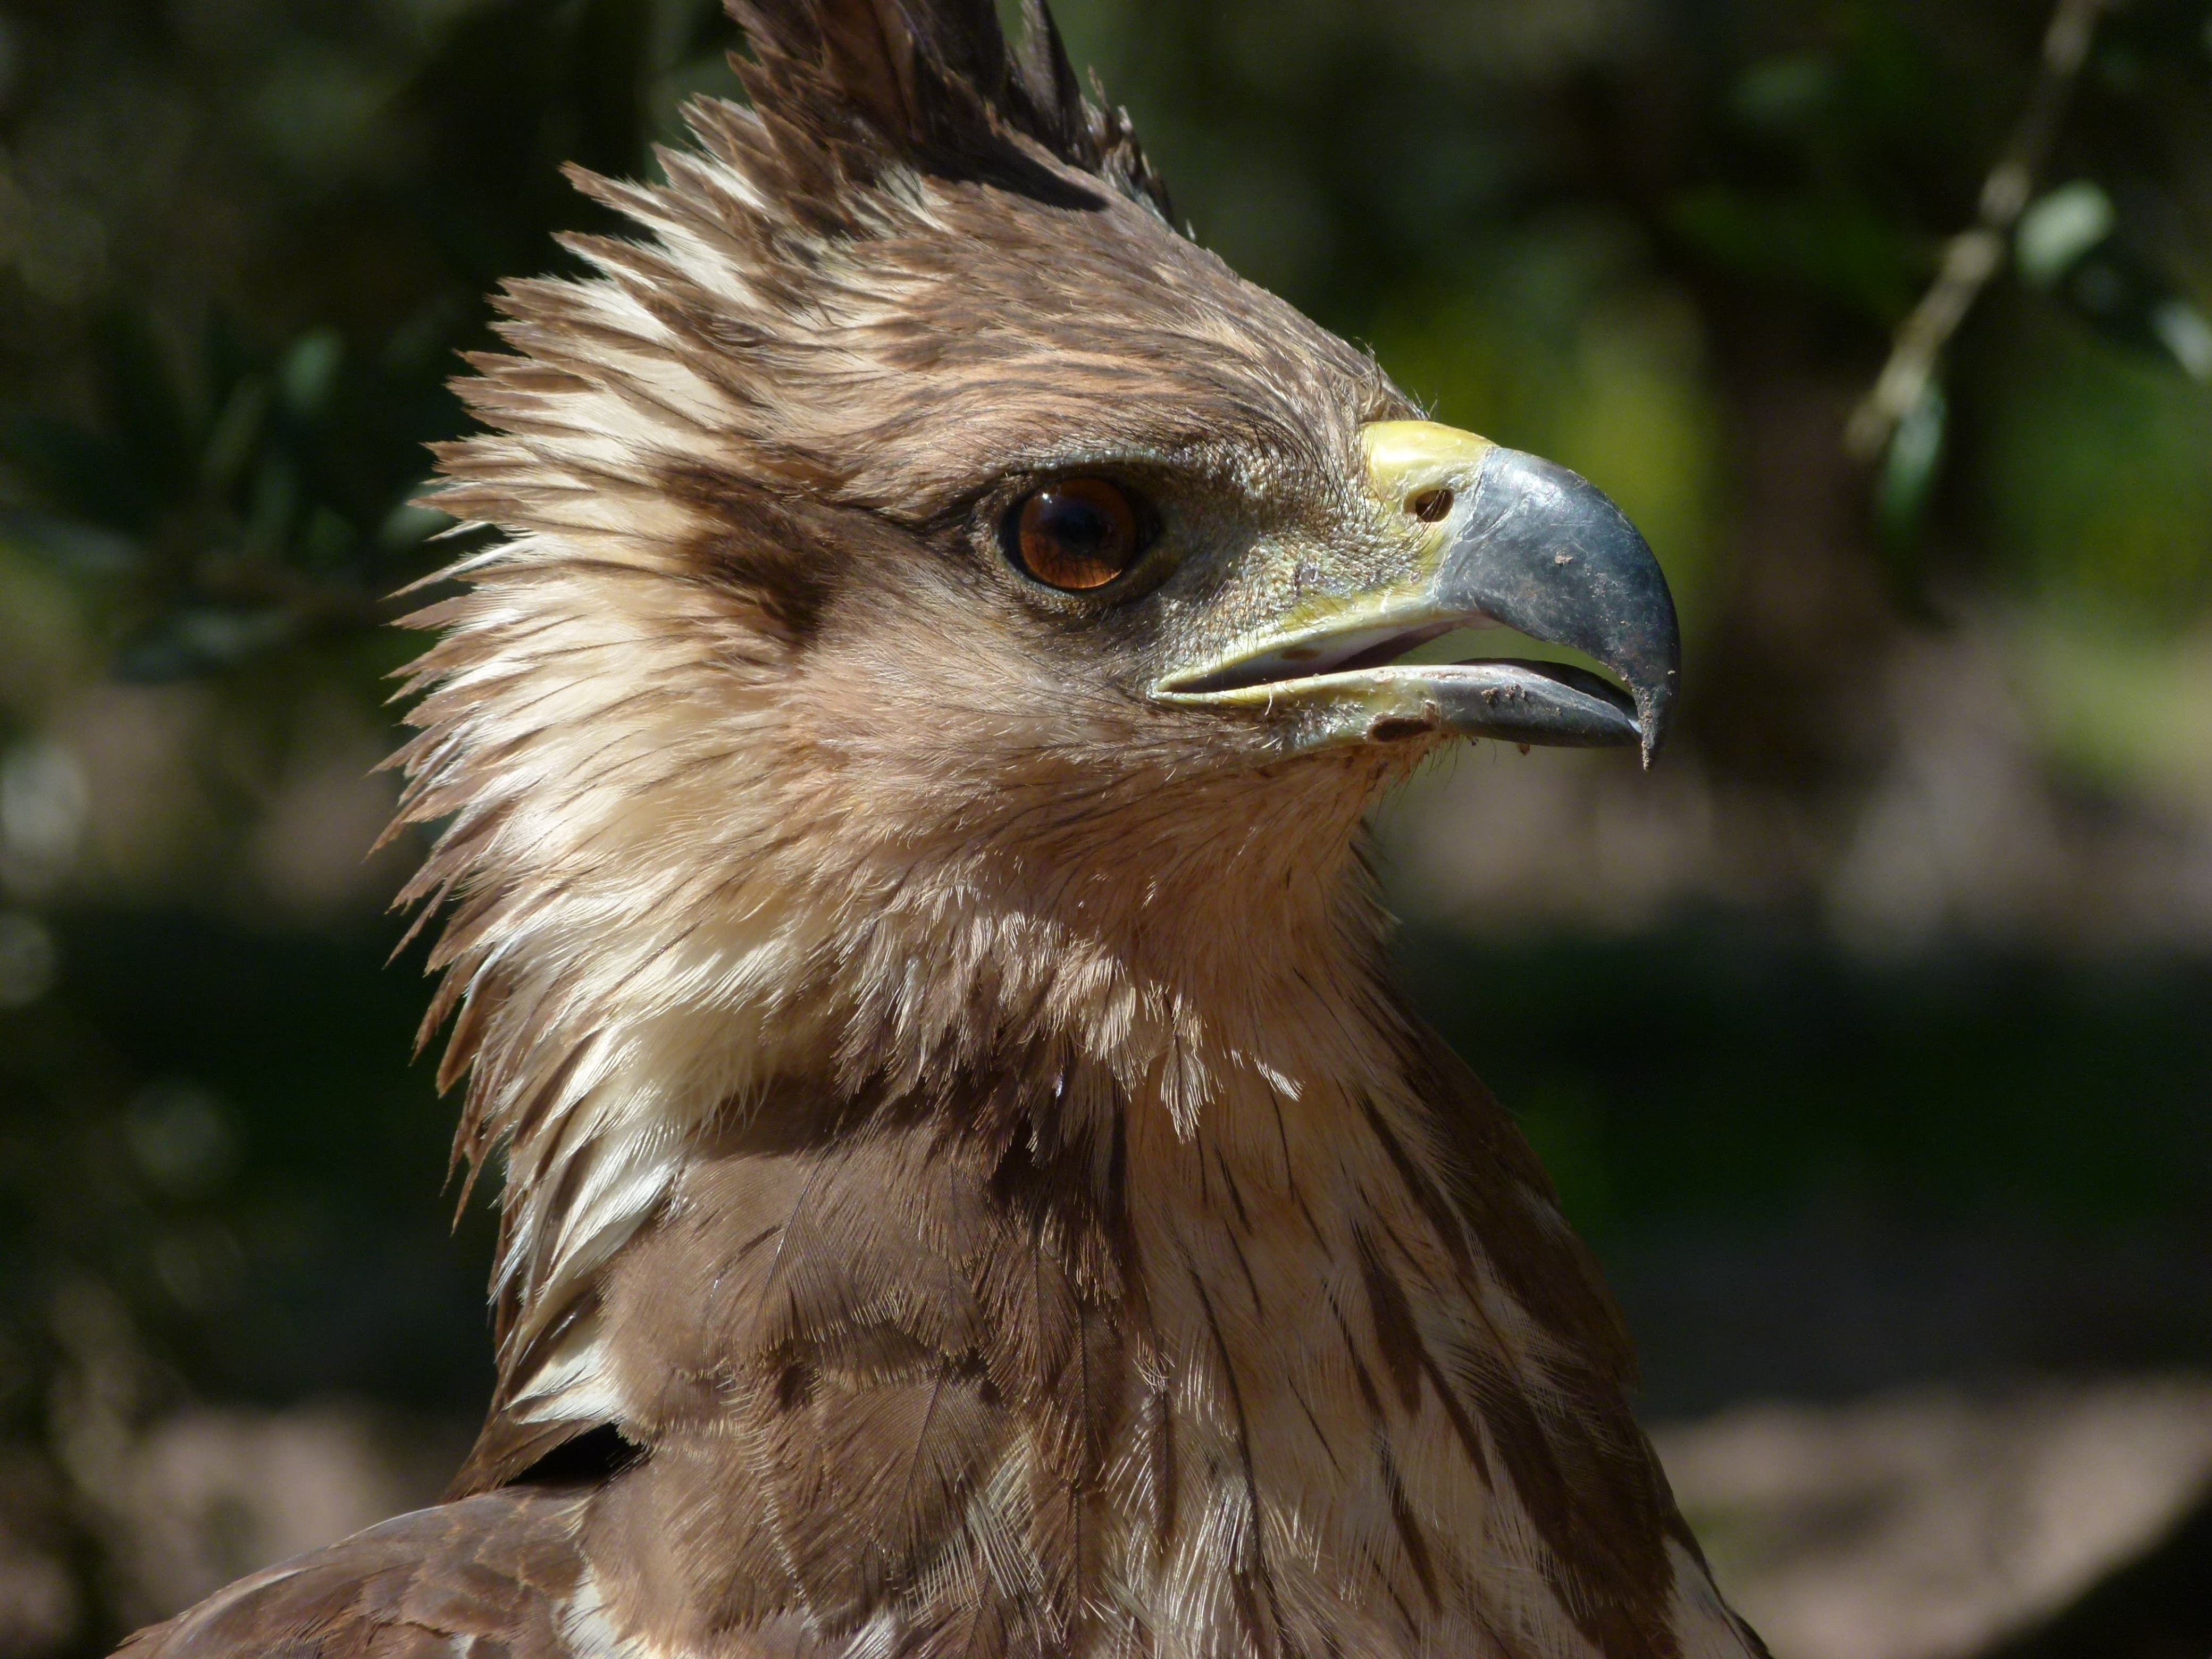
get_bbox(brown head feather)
[729,0,1171,216]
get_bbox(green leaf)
[111,610,297,683]
[379,499,455,552]
[1732,54,1837,129]
[2149,300,2212,382]
[279,331,346,421]
[0,509,144,577]
[201,379,274,497]
[2016,182,2117,289]
[1880,379,1948,532]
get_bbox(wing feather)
[113,1491,590,1659]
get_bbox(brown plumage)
[116,4,1762,1658]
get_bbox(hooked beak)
[1154,422,1682,765]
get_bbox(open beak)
[1154,422,1682,765]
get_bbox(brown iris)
[1008,479,1145,591]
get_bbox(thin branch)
[1847,0,2119,458]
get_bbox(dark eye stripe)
[1008,479,1145,591]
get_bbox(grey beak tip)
[1638,672,1680,767]
[1453,448,1683,767]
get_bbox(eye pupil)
[1039,495,1113,555]
[1011,479,1144,591]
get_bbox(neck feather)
[422,738,1405,1423]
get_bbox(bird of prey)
[119,3,1765,1657]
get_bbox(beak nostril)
[1407,488,1454,524]
[1368,716,1434,743]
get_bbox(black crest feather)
[727,0,1173,216]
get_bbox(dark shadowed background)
[1,1,2208,1655]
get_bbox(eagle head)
[398,0,1677,1078]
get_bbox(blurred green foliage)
[2,0,2211,1653]
[1404,924,2212,1242]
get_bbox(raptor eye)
[1007,479,1147,592]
